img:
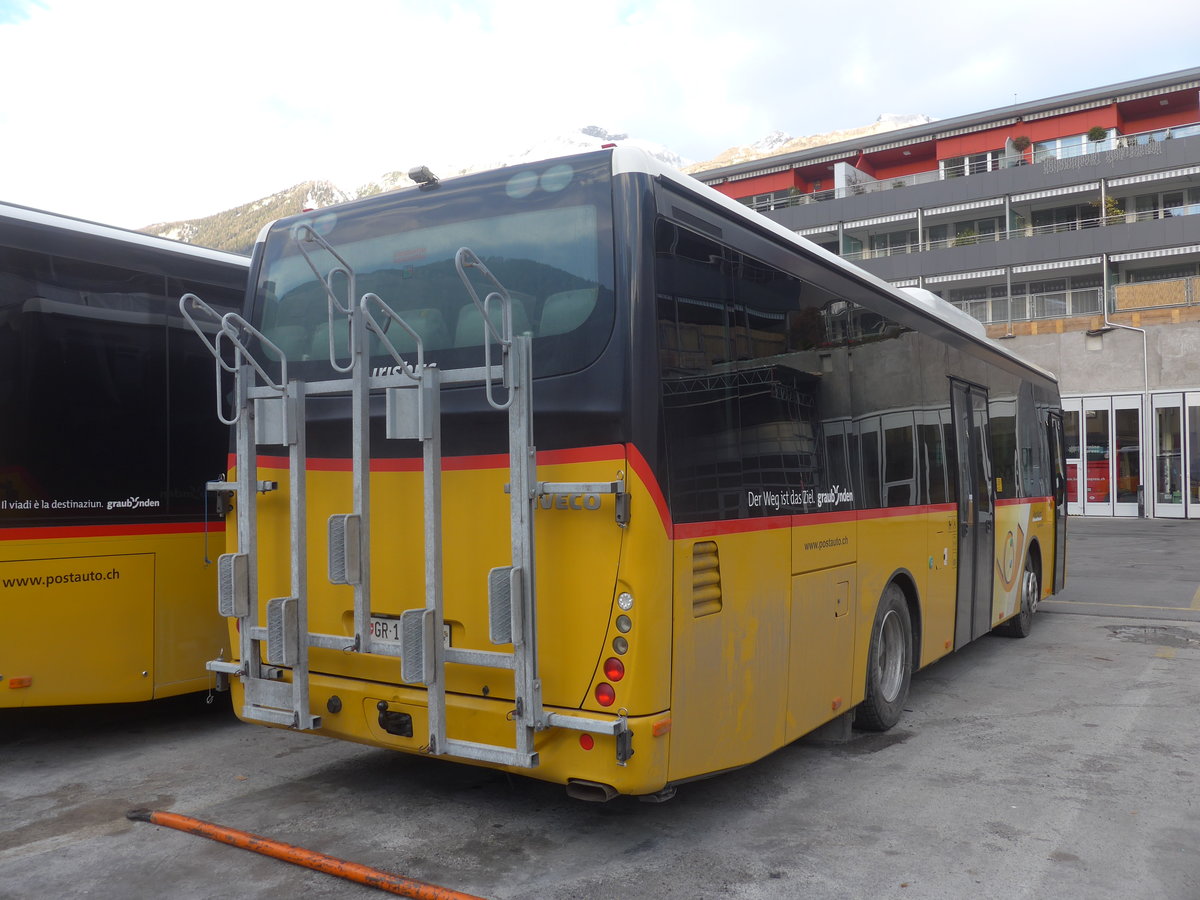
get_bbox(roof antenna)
[408,166,440,191]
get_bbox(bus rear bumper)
[231,671,673,798]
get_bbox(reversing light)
[595,683,616,707]
[616,615,632,633]
[612,636,629,655]
[604,658,625,682]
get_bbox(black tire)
[855,582,913,732]
[994,554,1039,638]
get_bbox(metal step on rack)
[182,232,630,768]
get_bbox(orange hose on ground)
[127,808,489,900]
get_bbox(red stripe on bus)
[253,445,626,473]
[996,496,1051,507]
[626,444,671,533]
[0,522,225,541]
[673,503,963,540]
[674,515,793,539]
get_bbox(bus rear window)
[252,163,615,380]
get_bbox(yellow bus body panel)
[668,525,790,781]
[0,530,227,707]
[230,448,676,794]
[227,451,1057,794]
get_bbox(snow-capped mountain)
[354,126,687,197]
[684,113,936,174]
[142,118,932,253]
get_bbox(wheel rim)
[1023,566,1039,617]
[876,608,905,702]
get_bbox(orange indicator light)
[8,677,33,689]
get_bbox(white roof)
[0,200,249,267]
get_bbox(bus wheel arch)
[995,540,1042,639]
[854,576,916,733]
[888,569,923,669]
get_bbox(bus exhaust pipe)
[565,779,620,802]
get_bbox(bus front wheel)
[855,583,912,732]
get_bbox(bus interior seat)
[264,325,309,360]
[309,321,384,362]
[454,297,532,347]
[376,307,450,354]
[310,321,354,362]
[539,288,597,336]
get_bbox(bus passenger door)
[951,380,995,648]
[1048,411,1068,593]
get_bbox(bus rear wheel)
[855,583,912,732]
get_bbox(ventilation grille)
[692,541,723,617]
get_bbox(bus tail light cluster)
[594,591,634,708]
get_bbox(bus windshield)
[252,155,616,379]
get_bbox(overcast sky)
[1,0,1197,229]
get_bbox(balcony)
[954,275,1200,327]
[840,201,1200,263]
[743,121,1200,213]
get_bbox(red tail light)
[603,657,625,682]
[595,683,616,707]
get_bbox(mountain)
[141,118,929,254]
[144,181,352,254]
[683,113,934,174]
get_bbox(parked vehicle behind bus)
[0,202,248,707]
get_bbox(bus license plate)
[369,615,450,648]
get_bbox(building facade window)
[940,150,1004,178]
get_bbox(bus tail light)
[603,657,625,682]
[595,683,616,707]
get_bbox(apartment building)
[695,67,1200,519]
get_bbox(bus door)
[1048,411,1068,593]
[951,379,995,648]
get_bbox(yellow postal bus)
[187,148,1066,800]
[0,202,247,707]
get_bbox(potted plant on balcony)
[1009,135,1032,165]
[1087,126,1108,143]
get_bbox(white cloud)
[1,0,1197,228]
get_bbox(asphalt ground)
[2,515,1198,900]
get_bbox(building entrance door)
[1189,393,1200,520]
[1153,393,1185,518]
[1063,395,1143,517]
[1153,392,1200,519]
[1112,396,1142,517]
[1082,398,1112,516]
[1064,400,1082,516]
